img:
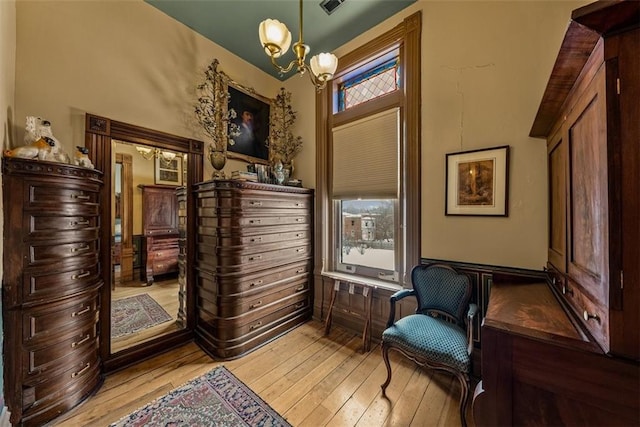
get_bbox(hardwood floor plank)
[283,342,373,425]
[50,321,466,427]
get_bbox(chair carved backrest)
[411,264,471,326]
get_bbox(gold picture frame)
[445,145,509,216]
[226,82,271,164]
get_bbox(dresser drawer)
[25,179,100,207]
[22,322,98,380]
[27,240,98,267]
[22,262,100,304]
[153,259,178,275]
[21,346,99,418]
[201,292,309,342]
[214,277,309,317]
[236,214,310,227]
[22,291,100,345]
[24,214,99,241]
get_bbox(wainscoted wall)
[313,259,546,372]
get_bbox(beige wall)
[12,0,591,272]
[298,0,588,270]
[14,0,283,180]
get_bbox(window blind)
[332,107,399,199]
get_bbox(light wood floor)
[54,320,475,427]
[111,276,182,353]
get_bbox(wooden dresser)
[194,180,313,359]
[139,185,179,285]
[2,157,103,426]
[176,186,187,327]
[473,2,639,425]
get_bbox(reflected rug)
[111,293,172,338]
[110,366,291,427]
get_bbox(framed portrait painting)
[445,145,509,216]
[227,83,271,164]
[155,155,183,186]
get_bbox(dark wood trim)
[84,113,203,373]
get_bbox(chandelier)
[259,0,338,90]
[135,146,177,166]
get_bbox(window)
[338,58,399,112]
[317,12,421,288]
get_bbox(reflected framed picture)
[155,155,183,186]
[227,83,271,164]
[445,145,509,216]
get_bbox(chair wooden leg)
[380,343,392,396]
[455,372,470,427]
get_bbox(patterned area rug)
[111,293,172,338]
[110,366,291,427]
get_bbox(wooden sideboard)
[194,180,313,359]
[2,158,104,426]
[139,185,180,285]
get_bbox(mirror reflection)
[110,139,187,353]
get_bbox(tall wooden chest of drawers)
[2,157,103,426]
[194,180,313,359]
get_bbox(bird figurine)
[3,137,55,160]
[73,146,94,169]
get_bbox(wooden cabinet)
[532,1,639,361]
[473,279,639,426]
[139,185,179,285]
[2,158,103,426]
[194,180,313,359]
[473,3,639,425]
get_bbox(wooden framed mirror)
[85,114,203,372]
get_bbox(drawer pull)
[249,280,263,287]
[561,284,573,296]
[296,233,303,238]
[71,244,90,253]
[250,237,262,243]
[250,201,262,207]
[583,310,600,322]
[296,218,303,222]
[250,300,263,309]
[249,321,262,331]
[296,248,305,253]
[71,219,90,226]
[71,194,91,201]
[296,269,305,274]
[294,302,305,309]
[71,363,91,378]
[71,306,91,317]
[248,255,262,261]
[72,270,91,280]
[295,203,302,207]
[156,252,162,257]
[295,285,305,292]
[71,334,91,348]
[249,219,261,225]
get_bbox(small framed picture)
[227,83,271,164]
[445,145,509,216]
[155,155,183,186]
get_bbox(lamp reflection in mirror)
[259,0,338,90]
[135,146,177,166]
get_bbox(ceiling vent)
[320,0,346,15]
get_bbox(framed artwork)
[445,145,509,216]
[227,83,271,164]
[155,155,183,186]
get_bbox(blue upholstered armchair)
[381,264,477,427]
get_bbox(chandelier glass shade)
[259,0,338,90]
[135,146,177,166]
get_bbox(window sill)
[321,271,402,292]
